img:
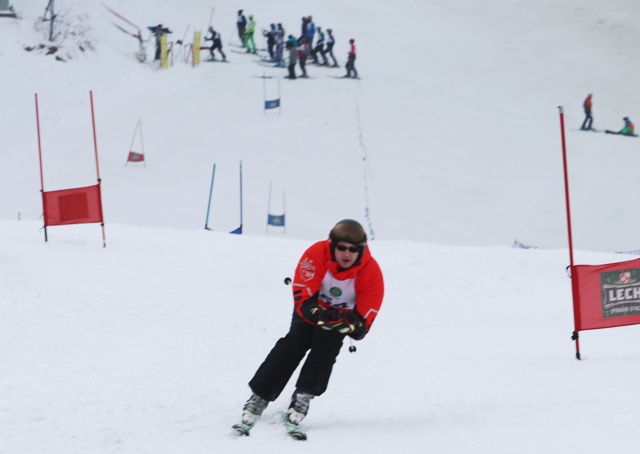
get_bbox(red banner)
[127,151,145,162]
[573,258,640,331]
[42,184,104,226]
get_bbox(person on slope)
[324,28,339,67]
[605,117,635,136]
[234,220,385,434]
[236,10,247,45]
[297,37,311,78]
[344,38,358,78]
[263,23,277,60]
[619,117,635,135]
[285,35,298,79]
[311,26,327,65]
[273,24,285,67]
[204,26,226,61]
[304,15,316,47]
[581,94,593,131]
[244,14,257,53]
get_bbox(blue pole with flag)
[230,160,243,234]
[266,181,286,233]
[204,163,216,230]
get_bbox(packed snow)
[2,0,640,452]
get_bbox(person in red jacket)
[581,94,593,131]
[344,38,358,78]
[235,219,384,434]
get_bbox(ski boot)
[232,392,268,436]
[287,390,313,425]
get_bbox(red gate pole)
[89,90,107,247]
[558,106,581,360]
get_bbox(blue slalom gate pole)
[230,160,243,234]
[204,163,216,230]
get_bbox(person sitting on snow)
[619,117,635,136]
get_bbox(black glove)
[318,310,364,335]
[299,295,323,322]
[344,310,367,340]
[318,317,354,334]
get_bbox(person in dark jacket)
[273,24,285,67]
[263,23,277,60]
[233,220,385,435]
[312,27,327,65]
[285,35,298,79]
[236,10,247,44]
[324,28,338,67]
[149,24,172,61]
[204,26,226,61]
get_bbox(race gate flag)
[42,184,104,226]
[558,106,640,359]
[572,259,640,331]
[263,75,281,114]
[126,118,146,166]
[127,151,145,163]
[266,181,286,233]
[35,91,107,247]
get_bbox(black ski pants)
[324,43,338,66]
[346,56,357,77]
[287,63,297,79]
[248,313,345,401]
[581,110,593,130]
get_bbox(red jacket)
[292,240,384,332]
[348,42,356,58]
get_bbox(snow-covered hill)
[3,1,640,453]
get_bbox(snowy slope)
[2,0,640,251]
[3,0,640,453]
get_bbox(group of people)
[149,12,360,80]
[581,93,635,136]
[236,11,359,79]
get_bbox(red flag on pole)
[127,151,145,163]
[42,184,104,226]
[35,91,107,246]
[126,118,146,166]
[559,106,640,359]
[572,259,640,331]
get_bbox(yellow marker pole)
[193,31,201,66]
[160,34,168,69]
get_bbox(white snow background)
[2,0,640,452]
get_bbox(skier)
[285,35,298,79]
[236,10,247,45]
[244,14,257,53]
[263,23,277,60]
[273,24,286,67]
[324,28,338,67]
[605,117,635,136]
[619,117,635,135]
[581,94,593,131]
[304,15,316,47]
[311,26,327,65]
[344,38,358,78]
[234,219,385,437]
[300,16,310,41]
[149,24,171,61]
[204,26,226,61]
[297,37,310,78]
